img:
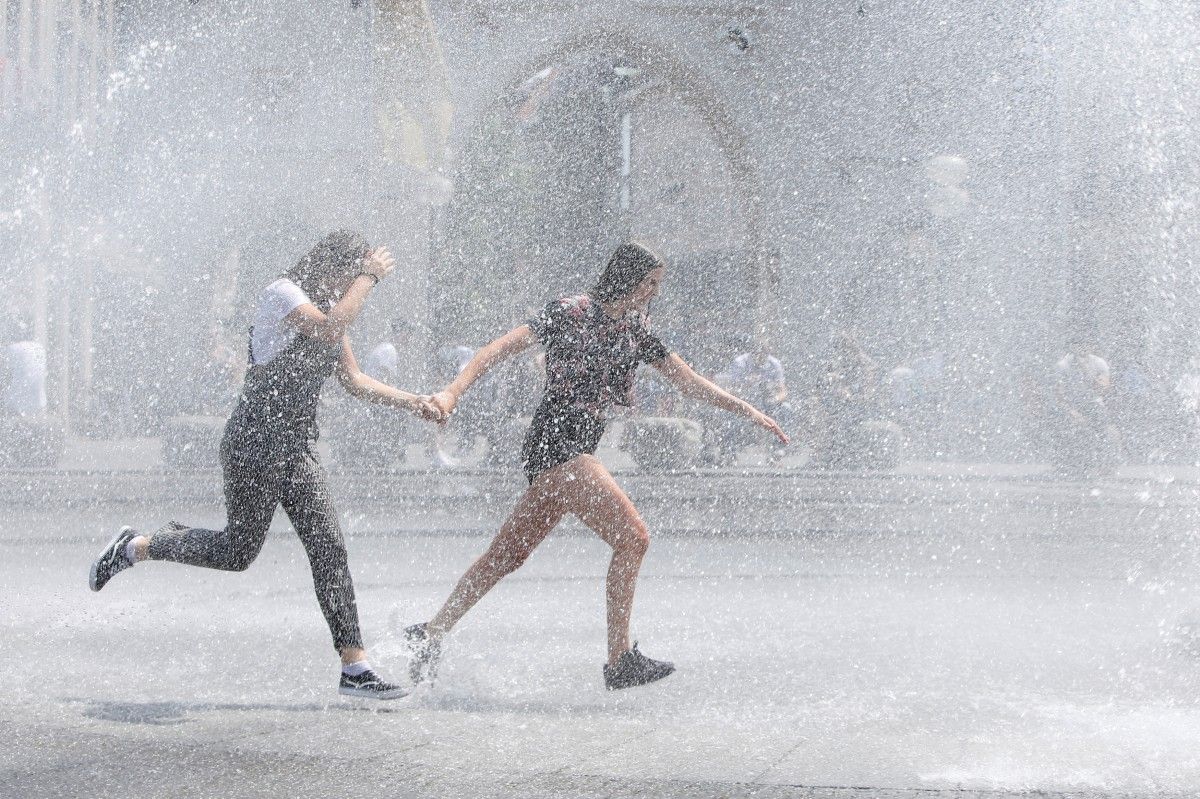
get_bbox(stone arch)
[433,28,773,365]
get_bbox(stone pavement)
[3,504,1199,799]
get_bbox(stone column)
[0,1,7,115]
[370,0,455,355]
[60,0,80,127]
[36,0,60,113]
[371,0,453,175]
[84,0,101,131]
[15,0,34,111]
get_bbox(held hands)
[411,395,446,423]
[363,247,396,282]
[406,390,456,426]
[430,390,458,423]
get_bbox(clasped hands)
[410,390,458,425]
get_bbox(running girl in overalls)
[89,230,442,699]
[405,242,788,690]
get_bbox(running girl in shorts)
[405,242,789,690]
[88,230,443,700]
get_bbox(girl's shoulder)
[538,294,593,328]
[264,276,302,296]
[259,277,312,318]
[263,277,309,302]
[552,294,593,317]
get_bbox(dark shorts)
[521,402,607,483]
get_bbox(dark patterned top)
[528,294,670,415]
[226,327,341,462]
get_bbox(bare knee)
[616,519,650,558]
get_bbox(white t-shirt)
[251,278,315,365]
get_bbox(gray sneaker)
[89,526,138,592]
[603,643,675,690]
[339,668,409,700]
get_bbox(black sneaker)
[404,622,441,685]
[338,668,409,700]
[603,642,675,690]
[89,526,138,592]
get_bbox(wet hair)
[284,230,370,311]
[590,242,666,303]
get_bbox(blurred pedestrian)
[704,338,791,464]
[363,319,423,388]
[1,317,47,418]
[1051,339,1118,473]
[807,331,882,467]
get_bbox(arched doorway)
[434,34,769,371]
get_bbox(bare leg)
[558,456,651,666]
[426,477,566,638]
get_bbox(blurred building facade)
[3,0,1197,457]
[422,0,1200,459]
[1,0,116,129]
[1,0,120,427]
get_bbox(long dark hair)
[590,242,666,303]
[284,230,370,310]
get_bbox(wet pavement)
[4,494,1200,798]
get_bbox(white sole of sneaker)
[338,685,410,700]
[89,525,133,592]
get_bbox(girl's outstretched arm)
[431,325,537,418]
[652,353,789,444]
[336,337,444,421]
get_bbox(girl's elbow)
[318,326,345,345]
[339,373,367,397]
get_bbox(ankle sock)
[342,660,371,676]
[124,537,147,564]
